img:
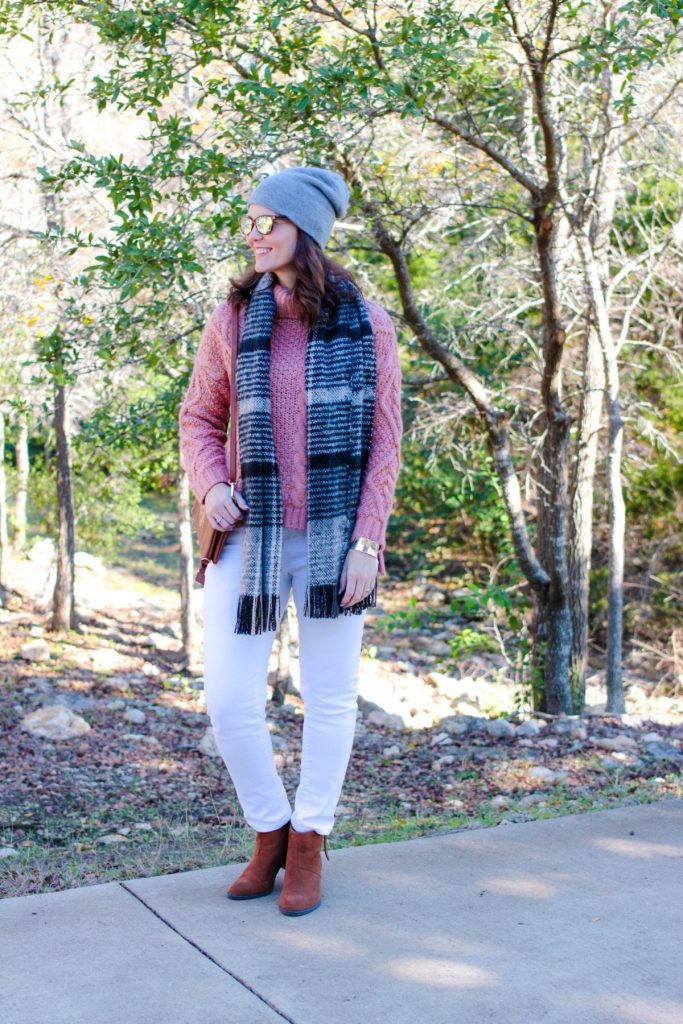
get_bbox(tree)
[6,0,681,709]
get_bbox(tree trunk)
[177,449,200,671]
[533,201,574,715]
[605,394,625,712]
[52,382,76,631]
[576,235,626,712]
[14,412,29,552]
[568,324,605,710]
[0,409,8,600]
[271,600,297,704]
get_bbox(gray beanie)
[247,166,349,249]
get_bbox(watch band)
[350,537,380,557]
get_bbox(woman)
[179,166,402,916]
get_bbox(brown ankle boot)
[278,825,330,917]
[227,822,290,900]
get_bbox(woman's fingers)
[210,489,250,529]
[339,549,377,607]
[340,573,372,607]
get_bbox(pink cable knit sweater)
[179,283,403,575]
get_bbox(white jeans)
[202,526,366,836]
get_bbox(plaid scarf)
[234,271,377,636]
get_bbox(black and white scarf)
[233,271,377,635]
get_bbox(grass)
[3,773,680,899]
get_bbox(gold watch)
[350,537,380,557]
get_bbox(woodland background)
[0,1,682,894]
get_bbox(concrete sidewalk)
[2,799,681,1024]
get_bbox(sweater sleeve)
[178,301,235,504]
[351,302,403,576]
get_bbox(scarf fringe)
[235,593,280,635]
[304,581,378,619]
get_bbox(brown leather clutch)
[192,300,241,587]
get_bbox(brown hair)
[228,229,360,330]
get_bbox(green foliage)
[388,426,513,576]
[375,595,438,633]
[16,439,163,560]
[448,627,499,659]
[625,350,683,532]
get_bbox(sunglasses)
[240,214,288,237]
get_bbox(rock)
[409,582,449,604]
[28,538,56,564]
[594,734,638,752]
[357,695,380,713]
[90,648,127,672]
[386,713,406,732]
[436,715,473,737]
[641,731,663,743]
[429,640,452,657]
[133,822,153,831]
[198,726,221,758]
[98,834,129,844]
[643,741,682,762]
[29,625,46,638]
[537,737,560,749]
[436,754,456,766]
[0,847,19,858]
[20,639,50,662]
[518,793,547,808]
[366,709,389,728]
[383,745,402,757]
[124,708,146,725]
[106,699,126,711]
[21,704,91,740]
[529,766,567,784]
[98,676,132,692]
[484,718,516,739]
[551,718,587,739]
[124,732,159,747]
[74,551,106,573]
[46,690,96,712]
[271,734,288,751]
[599,756,622,769]
[516,719,543,738]
[431,732,452,746]
[453,701,487,718]
[491,795,512,809]
[141,661,161,678]
[146,631,178,652]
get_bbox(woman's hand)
[339,547,378,608]
[205,482,250,531]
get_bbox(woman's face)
[246,203,298,286]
